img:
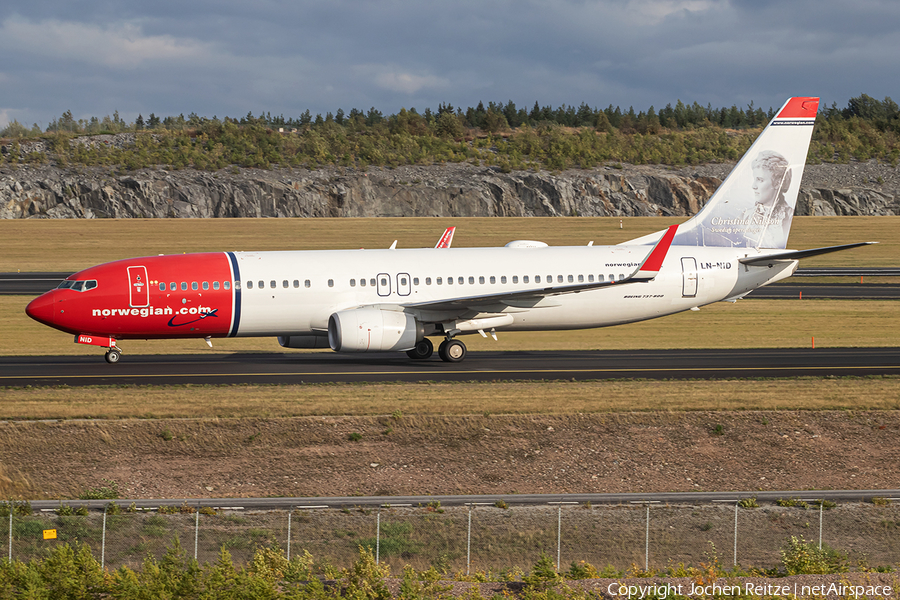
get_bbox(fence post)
[466,505,472,576]
[287,509,292,561]
[101,508,107,569]
[645,504,649,570]
[734,502,738,567]
[818,500,823,550]
[194,509,200,560]
[8,510,11,562]
[557,505,562,571]
[376,509,381,564]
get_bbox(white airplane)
[26,97,873,363]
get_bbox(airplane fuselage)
[26,244,796,344]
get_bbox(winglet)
[633,224,678,280]
[435,227,456,248]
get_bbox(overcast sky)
[1,0,898,130]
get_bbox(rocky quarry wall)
[1,162,898,219]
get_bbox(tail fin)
[671,97,819,249]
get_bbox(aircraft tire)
[438,339,466,363]
[105,349,122,364]
[406,338,434,360]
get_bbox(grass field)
[1,216,894,272]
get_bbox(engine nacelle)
[278,335,330,349]
[328,308,422,353]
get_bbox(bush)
[780,535,848,575]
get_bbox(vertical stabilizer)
[671,97,819,249]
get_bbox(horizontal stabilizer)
[739,242,877,266]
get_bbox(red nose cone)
[26,292,56,326]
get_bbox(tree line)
[1,94,898,171]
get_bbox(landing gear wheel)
[438,339,467,363]
[406,338,434,360]
[104,348,122,364]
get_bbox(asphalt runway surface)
[3,271,900,298]
[3,347,899,386]
[29,489,900,512]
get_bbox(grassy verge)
[2,377,898,420]
[0,216,894,272]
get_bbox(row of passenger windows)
[159,281,231,292]
[159,273,627,293]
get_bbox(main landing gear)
[405,337,467,363]
[104,348,122,364]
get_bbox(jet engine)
[328,308,423,352]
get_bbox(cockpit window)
[57,279,98,292]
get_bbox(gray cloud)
[1,0,898,129]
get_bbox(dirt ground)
[2,410,898,500]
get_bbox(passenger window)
[578,275,584,283]
[379,277,387,286]
[328,279,334,287]
[203,281,209,290]
[447,277,453,285]
[293,280,299,288]
[558,275,564,283]
[232,281,239,290]
[269,280,275,289]
[426,277,432,285]
[360,278,366,287]
[257,280,263,289]
[490,276,496,284]
[305,280,311,288]
[170,282,176,291]
[547,275,552,283]
[369,278,376,286]
[413,277,419,285]
[512,276,519,284]
[282,280,288,288]
[568,275,574,283]
[535,275,541,283]
[192,282,198,290]
[181,282,188,291]
[350,279,356,287]
[437,277,443,285]
[159,283,166,291]
[213,281,220,290]
[501,276,507,284]
[588,274,594,283]
[609,274,615,281]
[523,275,529,283]
[401,277,408,286]
[598,275,605,282]
[479,276,485,284]
[458,277,464,285]
[619,274,625,280]
[247,281,253,289]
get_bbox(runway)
[28,489,900,512]
[2,347,899,386]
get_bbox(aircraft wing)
[738,242,877,266]
[403,225,678,312]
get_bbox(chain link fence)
[2,501,899,572]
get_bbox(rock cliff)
[1,162,897,219]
